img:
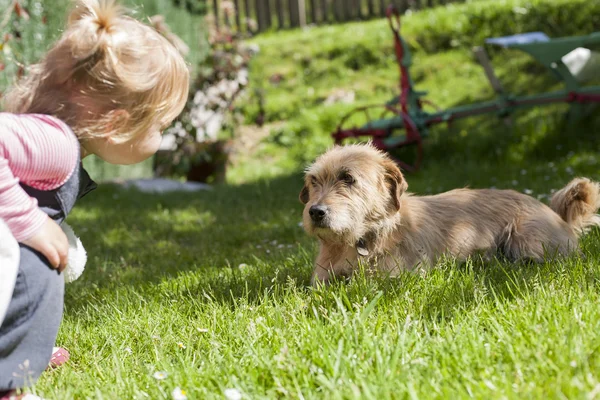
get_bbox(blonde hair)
[3,0,189,143]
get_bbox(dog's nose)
[309,205,328,222]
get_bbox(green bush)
[412,0,600,52]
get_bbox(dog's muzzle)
[309,204,328,226]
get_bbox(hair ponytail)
[66,0,121,62]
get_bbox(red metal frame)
[332,5,425,171]
[331,5,600,172]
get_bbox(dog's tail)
[550,177,600,235]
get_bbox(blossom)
[224,388,242,400]
[172,387,188,400]
[153,371,168,380]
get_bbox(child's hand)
[22,216,69,271]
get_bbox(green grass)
[37,164,600,399]
[16,0,600,397]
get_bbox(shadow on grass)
[64,172,313,300]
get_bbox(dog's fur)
[300,144,600,285]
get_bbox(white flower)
[124,347,132,355]
[177,342,186,349]
[523,188,533,195]
[247,43,260,54]
[197,328,209,333]
[153,371,168,380]
[511,180,518,186]
[224,388,242,400]
[172,387,188,400]
[237,69,249,86]
[194,91,207,105]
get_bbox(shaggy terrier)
[300,144,600,285]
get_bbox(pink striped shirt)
[0,113,79,242]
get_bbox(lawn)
[16,0,600,398]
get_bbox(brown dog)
[300,144,600,285]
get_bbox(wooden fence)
[210,0,462,32]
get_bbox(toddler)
[0,0,189,397]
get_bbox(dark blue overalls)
[0,150,95,389]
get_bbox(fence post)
[233,0,241,30]
[351,0,360,19]
[320,0,328,22]
[333,0,343,21]
[275,0,285,28]
[398,0,409,13]
[366,0,374,19]
[256,0,270,31]
[244,0,252,31]
[212,0,219,28]
[265,0,272,28]
[309,0,317,24]
[289,0,300,27]
[379,0,386,16]
[342,0,351,20]
[298,0,306,26]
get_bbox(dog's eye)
[339,172,355,185]
[310,176,318,185]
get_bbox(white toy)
[0,220,87,325]
[0,219,20,325]
[0,220,87,322]
[60,222,87,283]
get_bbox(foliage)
[413,0,600,53]
[231,0,600,182]
[157,10,258,181]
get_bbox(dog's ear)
[383,158,407,211]
[299,183,309,204]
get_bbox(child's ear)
[106,109,130,138]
